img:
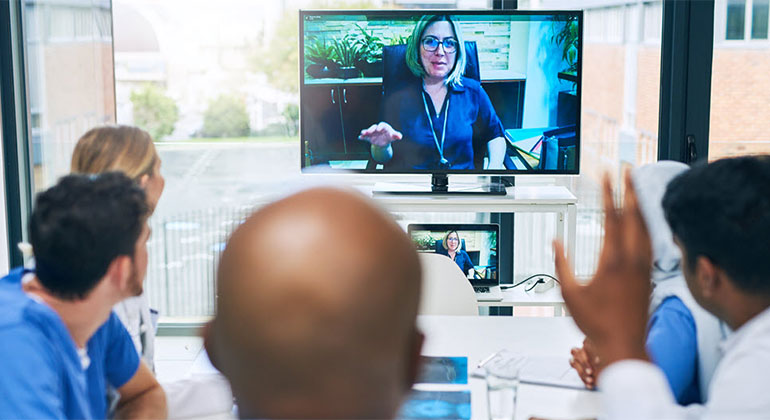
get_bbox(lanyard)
[422,91,450,167]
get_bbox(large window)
[110,0,667,318]
[722,0,770,40]
[519,0,662,277]
[22,0,115,192]
[710,0,770,158]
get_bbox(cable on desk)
[499,273,560,290]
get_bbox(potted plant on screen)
[305,37,340,79]
[352,24,383,78]
[332,35,364,79]
[551,16,578,92]
[551,16,579,126]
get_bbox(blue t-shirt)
[436,248,475,274]
[646,296,700,405]
[383,76,505,170]
[86,312,141,418]
[0,267,93,419]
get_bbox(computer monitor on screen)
[300,10,582,193]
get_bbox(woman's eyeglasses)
[421,36,458,53]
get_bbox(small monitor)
[300,10,582,175]
[408,223,499,287]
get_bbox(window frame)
[657,0,715,163]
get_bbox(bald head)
[206,188,423,419]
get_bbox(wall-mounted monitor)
[300,9,582,175]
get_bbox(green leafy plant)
[551,16,579,74]
[411,233,435,251]
[352,23,383,64]
[387,34,411,46]
[332,35,364,68]
[305,37,338,67]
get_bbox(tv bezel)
[299,9,583,175]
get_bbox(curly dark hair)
[663,155,770,294]
[29,172,149,300]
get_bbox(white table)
[418,315,599,420]
[188,315,599,420]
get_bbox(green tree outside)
[202,94,250,138]
[130,84,179,141]
[253,0,378,94]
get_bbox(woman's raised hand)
[359,122,403,147]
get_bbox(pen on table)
[477,351,499,368]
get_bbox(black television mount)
[373,173,508,195]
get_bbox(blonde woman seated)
[72,125,232,418]
[435,230,475,278]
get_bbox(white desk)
[188,315,599,420]
[418,315,598,420]
[371,185,578,262]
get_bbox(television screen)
[300,10,582,174]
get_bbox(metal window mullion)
[0,0,33,268]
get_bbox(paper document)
[472,349,588,390]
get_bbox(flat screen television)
[299,9,582,186]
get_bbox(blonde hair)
[406,15,467,88]
[71,125,158,181]
[442,230,461,250]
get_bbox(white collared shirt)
[599,306,770,420]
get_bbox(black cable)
[499,273,560,290]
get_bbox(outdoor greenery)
[282,103,299,137]
[202,94,250,138]
[130,84,179,141]
[180,135,297,143]
[253,0,378,93]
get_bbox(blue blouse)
[436,248,475,275]
[646,296,701,405]
[382,76,504,170]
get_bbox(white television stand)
[370,185,577,262]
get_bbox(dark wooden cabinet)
[302,85,344,164]
[339,84,382,159]
[302,84,381,165]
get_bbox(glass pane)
[114,0,487,318]
[23,0,115,192]
[752,0,769,39]
[710,0,770,159]
[726,0,747,39]
[518,0,662,277]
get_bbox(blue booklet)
[398,390,471,420]
[416,356,468,385]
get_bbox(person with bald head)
[204,187,424,419]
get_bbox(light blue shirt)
[646,296,700,404]
[86,312,141,418]
[0,267,93,419]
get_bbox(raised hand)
[359,122,403,147]
[554,172,652,367]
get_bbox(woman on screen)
[436,231,475,277]
[358,15,507,170]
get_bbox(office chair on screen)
[418,253,479,316]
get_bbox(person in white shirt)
[554,155,770,420]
